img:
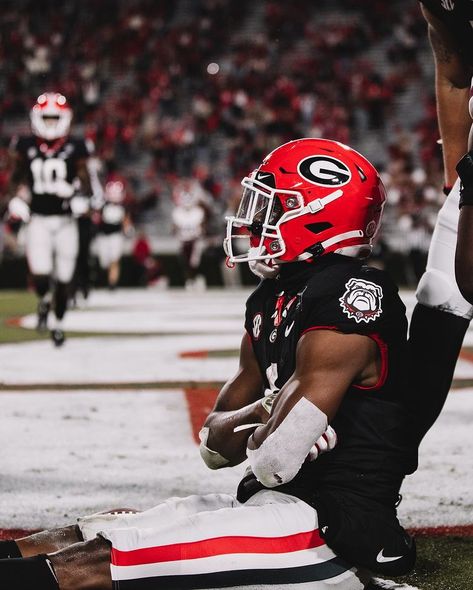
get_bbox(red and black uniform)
[239,254,418,575]
[11,135,91,215]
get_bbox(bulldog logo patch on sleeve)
[339,278,383,323]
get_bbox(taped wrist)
[247,397,327,488]
[456,151,473,208]
[198,427,230,469]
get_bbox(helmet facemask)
[224,176,305,263]
[30,93,72,141]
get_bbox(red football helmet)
[224,138,386,266]
[30,93,72,141]
[104,180,126,204]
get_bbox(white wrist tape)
[247,397,327,488]
[198,427,230,469]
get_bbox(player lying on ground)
[409,1,473,439]
[0,139,417,590]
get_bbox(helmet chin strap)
[248,247,280,279]
[295,230,366,261]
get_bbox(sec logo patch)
[339,278,383,323]
[252,313,263,340]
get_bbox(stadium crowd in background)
[0,0,446,286]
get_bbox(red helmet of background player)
[224,138,386,265]
[104,181,126,204]
[30,93,72,141]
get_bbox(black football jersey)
[420,0,473,66]
[10,136,92,216]
[240,255,417,504]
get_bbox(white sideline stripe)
[110,545,337,580]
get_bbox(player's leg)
[0,510,139,559]
[95,234,110,286]
[315,488,415,579]
[0,492,369,589]
[51,217,79,346]
[7,526,82,557]
[409,180,473,441]
[79,491,368,589]
[75,216,93,300]
[189,237,206,290]
[107,234,123,289]
[25,215,54,331]
[0,536,111,590]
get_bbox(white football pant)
[416,179,473,319]
[95,232,124,269]
[78,491,369,590]
[25,214,79,283]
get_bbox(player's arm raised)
[200,333,266,469]
[247,329,379,488]
[421,5,472,187]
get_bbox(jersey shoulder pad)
[10,135,34,154]
[301,262,399,334]
[69,137,92,158]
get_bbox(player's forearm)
[455,151,473,302]
[436,80,471,186]
[201,399,266,467]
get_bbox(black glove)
[456,150,473,208]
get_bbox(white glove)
[8,196,30,223]
[307,426,338,462]
[70,195,90,217]
[55,180,75,198]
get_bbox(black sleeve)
[301,271,389,337]
[75,138,94,159]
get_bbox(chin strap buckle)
[225,256,235,269]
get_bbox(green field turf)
[390,536,473,590]
[0,290,48,343]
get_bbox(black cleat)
[36,300,50,332]
[50,329,65,347]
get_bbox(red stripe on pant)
[112,529,324,566]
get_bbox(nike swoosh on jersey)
[285,321,295,337]
[376,549,404,563]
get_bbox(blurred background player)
[71,153,104,305]
[93,180,132,290]
[6,93,93,346]
[171,177,210,290]
[408,1,473,439]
